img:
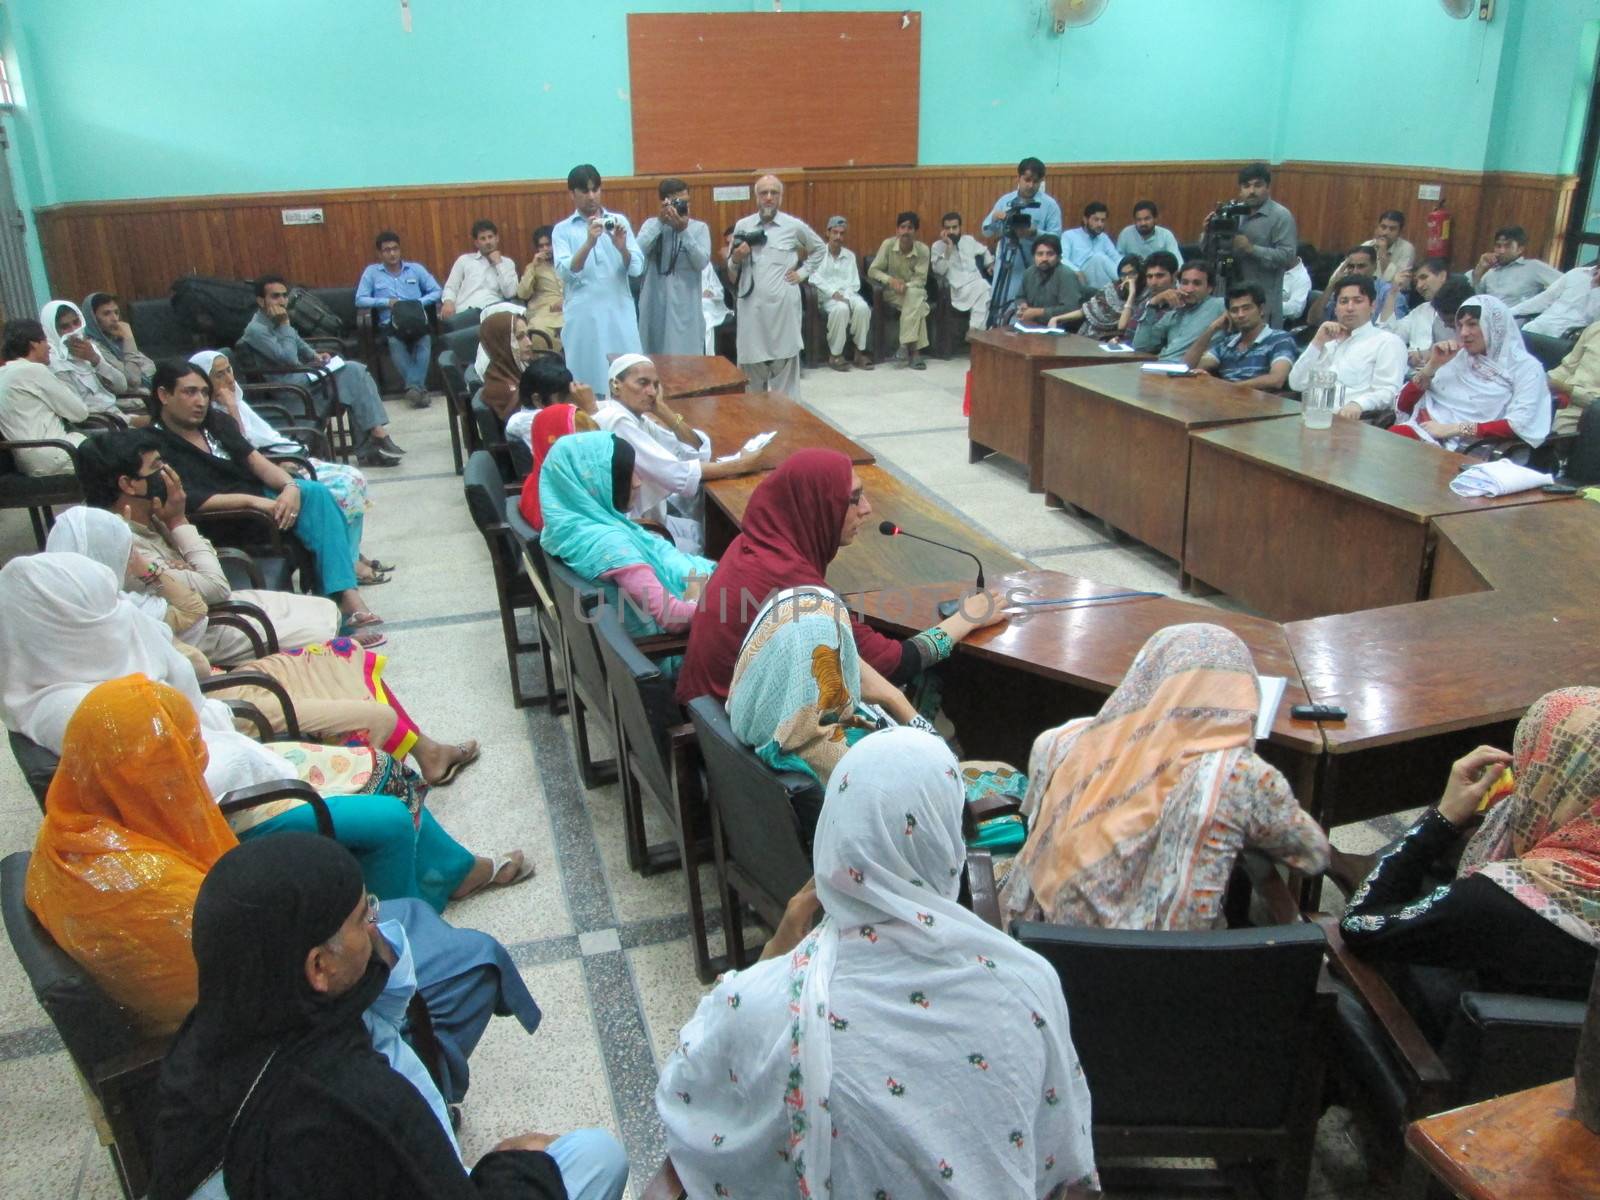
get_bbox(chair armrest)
[79,412,127,430]
[267,451,318,480]
[275,423,333,460]
[218,778,334,837]
[306,336,345,354]
[204,609,267,659]
[1312,914,1452,1094]
[966,850,1002,929]
[634,633,690,658]
[1239,848,1304,925]
[0,437,82,464]
[208,598,280,655]
[243,362,331,381]
[241,380,316,419]
[666,721,696,752]
[641,1158,685,1200]
[192,506,288,552]
[201,669,301,740]
[528,328,554,352]
[215,546,264,589]
[215,697,274,741]
[93,1035,171,1094]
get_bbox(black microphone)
[879,520,985,617]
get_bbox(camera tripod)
[986,226,1030,329]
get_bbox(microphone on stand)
[879,520,985,618]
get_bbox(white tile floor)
[0,355,1404,1198]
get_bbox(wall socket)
[1417,184,1442,202]
[281,207,325,226]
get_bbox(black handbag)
[389,299,429,343]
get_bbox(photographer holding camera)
[727,174,826,397]
[1202,162,1298,328]
[554,163,644,394]
[637,178,712,357]
[981,156,1063,312]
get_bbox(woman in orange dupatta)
[998,623,1329,931]
[25,675,237,1033]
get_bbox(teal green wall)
[1,0,1595,295]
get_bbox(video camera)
[1005,196,1041,230]
[1204,199,1254,237]
[731,228,768,249]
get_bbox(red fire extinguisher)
[1426,200,1452,263]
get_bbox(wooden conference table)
[649,354,749,399]
[1403,1077,1600,1200]
[672,390,871,472]
[1184,417,1567,621]
[1040,364,1300,561]
[967,330,1149,492]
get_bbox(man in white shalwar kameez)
[930,211,993,339]
[637,178,711,357]
[552,163,643,395]
[727,174,826,397]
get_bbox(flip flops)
[457,851,535,900]
[340,610,384,633]
[427,741,481,788]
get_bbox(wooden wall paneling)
[34,162,1576,303]
[627,13,920,175]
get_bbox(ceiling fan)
[1049,0,1108,34]
[1439,0,1495,20]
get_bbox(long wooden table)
[672,391,873,472]
[968,330,1149,492]
[704,463,1032,597]
[1040,364,1300,561]
[1184,417,1566,621]
[1403,1077,1600,1200]
[650,354,749,398]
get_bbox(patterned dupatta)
[1460,687,1600,948]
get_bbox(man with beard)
[726,174,826,396]
[1013,235,1084,327]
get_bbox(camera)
[671,198,689,216]
[1204,199,1253,237]
[1006,197,1041,229]
[602,215,621,234]
[731,228,768,249]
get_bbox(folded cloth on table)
[1448,459,1553,498]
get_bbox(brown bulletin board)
[627,11,920,174]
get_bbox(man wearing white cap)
[811,215,874,371]
[595,354,764,551]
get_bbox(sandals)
[349,629,388,650]
[363,558,397,573]
[341,610,384,633]
[356,566,392,586]
[426,741,481,788]
[457,851,535,900]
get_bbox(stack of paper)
[1013,322,1066,335]
[1449,459,1553,498]
[715,430,776,463]
[1139,361,1191,376]
[1256,675,1287,740]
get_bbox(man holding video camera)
[637,178,712,357]
[982,156,1064,312]
[1203,162,1298,328]
[554,162,644,393]
[727,173,826,397]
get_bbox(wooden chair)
[462,450,553,708]
[591,606,724,980]
[543,556,620,787]
[0,436,85,548]
[685,694,816,970]
[0,784,333,1198]
[502,499,568,715]
[1016,900,1330,1199]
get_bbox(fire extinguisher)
[1426,201,1452,263]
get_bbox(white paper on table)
[1449,459,1553,498]
[1097,342,1134,353]
[715,430,776,463]
[1139,361,1190,375]
[1012,322,1066,335]
[1256,675,1288,741]
[322,354,347,371]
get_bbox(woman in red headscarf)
[675,448,1005,705]
[516,403,598,529]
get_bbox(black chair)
[444,325,483,383]
[437,349,469,475]
[469,392,518,480]
[592,606,724,980]
[462,450,552,708]
[0,437,84,547]
[502,500,567,714]
[441,309,482,334]
[1016,919,1330,1199]
[544,556,619,788]
[686,695,817,972]
[1,783,331,1198]
[1317,915,1587,1164]
[305,287,362,360]
[191,503,313,595]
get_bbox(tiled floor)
[0,356,1407,1198]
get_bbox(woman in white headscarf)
[1392,293,1553,450]
[39,299,127,416]
[0,552,294,797]
[42,502,203,638]
[656,727,1097,1200]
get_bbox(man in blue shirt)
[981,156,1063,313]
[1182,283,1298,389]
[1062,202,1121,290]
[355,231,442,409]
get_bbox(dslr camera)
[1204,199,1254,237]
[671,198,689,215]
[731,228,768,249]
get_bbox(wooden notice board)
[627,11,920,174]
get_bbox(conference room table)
[672,390,873,472]
[1040,364,1301,561]
[1183,416,1569,621]
[648,354,749,399]
[967,329,1149,492]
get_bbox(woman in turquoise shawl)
[728,586,1026,850]
[538,431,715,635]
